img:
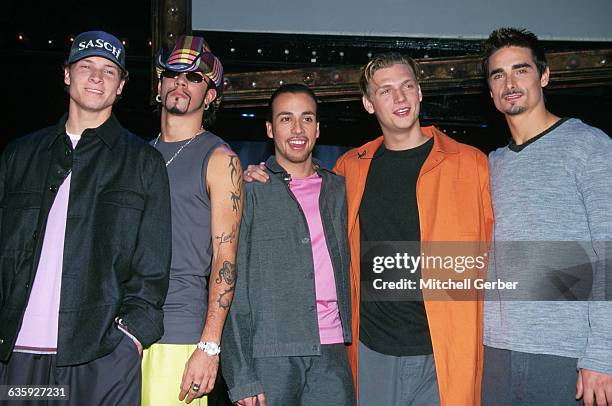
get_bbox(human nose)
[392,88,406,103]
[292,120,304,134]
[504,74,516,89]
[174,73,188,86]
[89,68,103,83]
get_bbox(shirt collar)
[47,113,122,150]
[265,155,332,178]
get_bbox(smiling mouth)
[393,107,411,116]
[85,88,103,95]
[288,138,307,149]
[503,92,523,102]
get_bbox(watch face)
[207,342,220,355]
[198,341,220,355]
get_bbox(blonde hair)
[359,52,419,97]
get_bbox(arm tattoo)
[217,286,235,309]
[228,155,243,215]
[215,260,237,286]
[215,224,237,247]
[229,155,240,186]
[231,191,241,215]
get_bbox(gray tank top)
[152,131,227,344]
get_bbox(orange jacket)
[334,126,493,406]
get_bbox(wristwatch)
[197,341,221,356]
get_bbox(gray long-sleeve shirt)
[485,118,612,374]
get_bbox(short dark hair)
[482,27,547,78]
[267,83,318,122]
[359,52,420,97]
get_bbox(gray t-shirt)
[485,118,612,374]
[152,132,226,344]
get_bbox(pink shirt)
[14,136,78,353]
[289,173,344,345]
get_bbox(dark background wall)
[2,1,611,163]
[1,1,158,149]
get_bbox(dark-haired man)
[142,35,242,406]
[482,27,612,406]
[222,84,355,406]
[0,30,171,405]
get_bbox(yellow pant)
[142,343,207,406]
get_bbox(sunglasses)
[161,70,206,84]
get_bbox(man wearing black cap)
[0,31,171,405]
[141,35,242,406]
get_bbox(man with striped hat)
[142,35,243,406]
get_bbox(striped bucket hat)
[157,35,224,93]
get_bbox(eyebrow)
[489,63,533,77]
[276,111,316,117]
[375,79,414,89]
[489,68,504,77]
[512,63,533,70]
[79,59,117,70]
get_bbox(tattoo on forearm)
[228,155,243,215]
[215,261,237,286]
[230,191,241,214]
[215,224,237,247]
[217,286,235,309]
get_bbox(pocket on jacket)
[1,249,33,278]
[100,189,145,211]
[250,220,288,241]
[252,235,291,269]
[250,235,293,334]
[96,190,144,249]
[0,192,41,252]
[0,191,42,209]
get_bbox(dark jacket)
[221,156,352,401]
[0,114,171,366]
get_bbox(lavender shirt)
[289,173,344,345]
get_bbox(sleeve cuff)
[228,381,265,403]
[577,357,612,375]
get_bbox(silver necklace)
[154,127,204,167]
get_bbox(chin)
[504,106,528,115]
[393,116,417,125]
[79,98,109,109]
[287,153,311,164]
[166,106,188,115]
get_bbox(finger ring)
[192,383,200,392]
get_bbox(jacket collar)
[345,126,458,236]
[353,126,459,159]
[265,155,332,179]
[419,125,459,175]
[425,125,460,154]
[47,113,123,150]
